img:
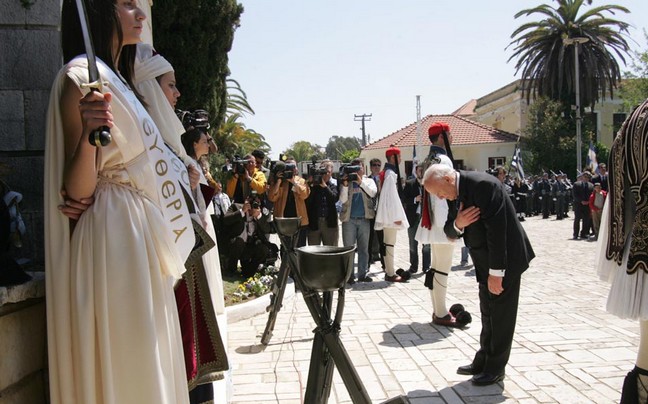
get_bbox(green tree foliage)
[325,136,361,161]
[619,30,648,110]
[523,97,577,175]
[508,0,631,108]
[283,141,325,163]
[152,0,243,130]
[207,113,270,181]
[340,149,360,163]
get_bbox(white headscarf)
[133,43,192,166]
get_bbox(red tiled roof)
[363,114,518,150]
[451,99,477,116]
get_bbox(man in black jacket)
[423,164,535,386]
[306,161,339,246]
[403,165,430,273]
[221,193,277,278]
[572,171,594,239]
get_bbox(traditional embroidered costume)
[596,97,648,320]
[133,44,230,398]
[595,97,648,403]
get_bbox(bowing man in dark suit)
[423,164,535,386]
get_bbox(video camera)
[339,164,361,182]
[228,155,248,175]
[270,160,295,180]
[310,166,328,184]
[177,109,211,131]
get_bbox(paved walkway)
[227,215,639,403]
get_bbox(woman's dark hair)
[61,0,139,100]
[181,128,204,159]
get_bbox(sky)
[227,0,648,159]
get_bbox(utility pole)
[354,113,372,147]
[563,36,589,175]
[415,95,421,153]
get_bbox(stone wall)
[0,0,61,265]
[0,0,60,402]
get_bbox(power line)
[354,113,372,147]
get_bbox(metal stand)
[261,218,303,345]
[262,217,408,404]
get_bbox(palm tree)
[283,141,325,163]
[214,113,270,159]
[508,0,631,108]
[226,78,255,117]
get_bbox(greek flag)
[511,144,525,179]
[587,141,599,174]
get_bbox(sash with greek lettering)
[97,61,195,262]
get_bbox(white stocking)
[430,274,448,317]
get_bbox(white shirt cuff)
[489,269,505,277]
[453,221,463,235]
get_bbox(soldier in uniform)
[539,173,552,219]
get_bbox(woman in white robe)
[133,43,231,402]
[45,1,191,403]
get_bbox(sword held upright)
[75,0,112,147]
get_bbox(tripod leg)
[322,332,372,404]
[304,292,336,403]
[304,331,331,404]
[261,253,291,345]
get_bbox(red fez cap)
[428,122,450,138]
[385,146,401,157]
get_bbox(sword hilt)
[89,126,112,147]
[81,83,112,147]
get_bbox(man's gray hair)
[423,163,455,184]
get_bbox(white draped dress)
[45,57,190,404]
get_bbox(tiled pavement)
[227,214,639,403]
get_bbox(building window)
[584,112,598,134]
[488,157,506,168]
[613,113,627,138]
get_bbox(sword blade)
[74,0,100,85]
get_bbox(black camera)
[283,163,295,180]
[247,191,261,210]
[312,167,328,184]
[177,109,211,131]
[340,164,361,182]
[270,160,296,181]
[231,156,248,175]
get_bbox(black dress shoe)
[471,372,505,386]
[456,364,482,375]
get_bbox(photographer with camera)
[221,191,277,278]
[339,159,377,283]
[306,161,339,246]
[178,109,217,155]
[225,154,267,205]
[268,157,310,247]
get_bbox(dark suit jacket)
[572,180,593,203]
[306,180,339,230]
[403,176,423,225]
[221,203,272,239]
[444,170,535,286]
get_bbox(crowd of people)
[43,1,644,401]
[492,163,608,240]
